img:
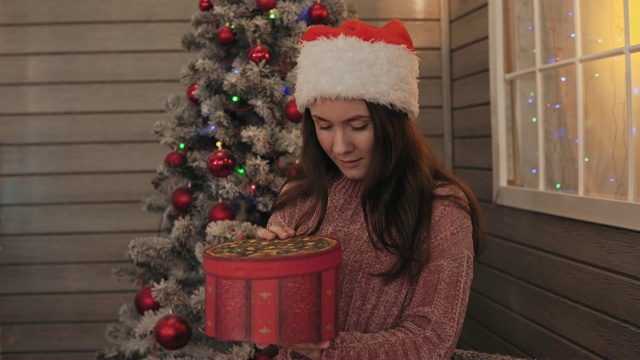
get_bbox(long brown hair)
[272,102,485,283]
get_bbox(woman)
[259,19,485,360]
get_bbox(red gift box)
[202,236,341,344]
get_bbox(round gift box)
[202,236,341,344]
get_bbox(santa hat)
[294,19,420,119]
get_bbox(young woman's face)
[309,99,374,180]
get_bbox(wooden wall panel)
[417,50,442,78]
[417,108,444,136]
[450,6,488,50]
[467,292,600,359]
[452,71,490,108]
[0,293,132,323]
[2,323,112,353]
[454,138,492,169]
[450,0,487,21]
[453,105,492,137]
[452,38,489,79]
[349,0,440,20]
[1,203,162,235]
[0,0,194,23]
[1,352,96,360]
[0,263,135,294]
[480,236,640,326]
[1,143,166,175]
[0,233,153,264]
[0,82,182,114]
[459,317,529,358]
[483,203,640,279]
[0,53,191,84]
[1,173,156,205]
[419,79,443,107]
[455,168,492,202]
[0,23,188,55]
[0,113,162,144]
[474,264,640,359]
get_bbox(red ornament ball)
[247,44,271,64]
[186,83,199,105]
[134,286,160,315]
[284,99,304,123]
[199,0,212,11]
[164,151,187,167]
[309,3,329,24]
[217,26,235,45]
[256,0,277,11]
[155,314,192,350]
[208,203,236,222]
[207,149,235,177]
[172,187,194,213]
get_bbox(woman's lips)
[338,158,362,168]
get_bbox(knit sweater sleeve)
[322,192,475,360]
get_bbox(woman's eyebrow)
[312,114,371,122]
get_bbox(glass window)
[504,0,535,72]
[580,0,626,55]
[542,66,578,194]
[540,0,576,64]
[506,74,539,190]
[631,0,640,45]
[582,56,628,200]
[491,1,640,230]
[633,53,640,202]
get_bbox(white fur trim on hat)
[294,34,420,119]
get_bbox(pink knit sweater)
[269,176,474,360]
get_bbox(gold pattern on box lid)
[205,236,337,258]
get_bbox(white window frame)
[489,0,640,231]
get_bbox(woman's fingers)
[256,228,277,240]
[256,226,295,240]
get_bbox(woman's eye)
[318,125,332,131]
[352,124,369,131]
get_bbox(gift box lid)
[203,236,341,279]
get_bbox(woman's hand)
[256,226,295,240]
[286,341,330,360]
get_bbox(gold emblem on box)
[259,291,272,299]
[259,326,272,335]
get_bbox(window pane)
[633,53,640,202]
[631,0,640,45]
[504,0,535,72]
[506,75,540,189]
[542,65,578,194]
[580,0,626,55]
[540,0,576,64]
[582,57,628,200]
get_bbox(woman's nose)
[332,131,353,155]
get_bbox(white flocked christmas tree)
[99,0,353,359]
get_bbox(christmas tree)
[99,0,352,359]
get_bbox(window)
[490,0,640,231]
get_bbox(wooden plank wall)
[448,1,640,359]
[0,0,193,358]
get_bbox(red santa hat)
[294,19,420,119]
